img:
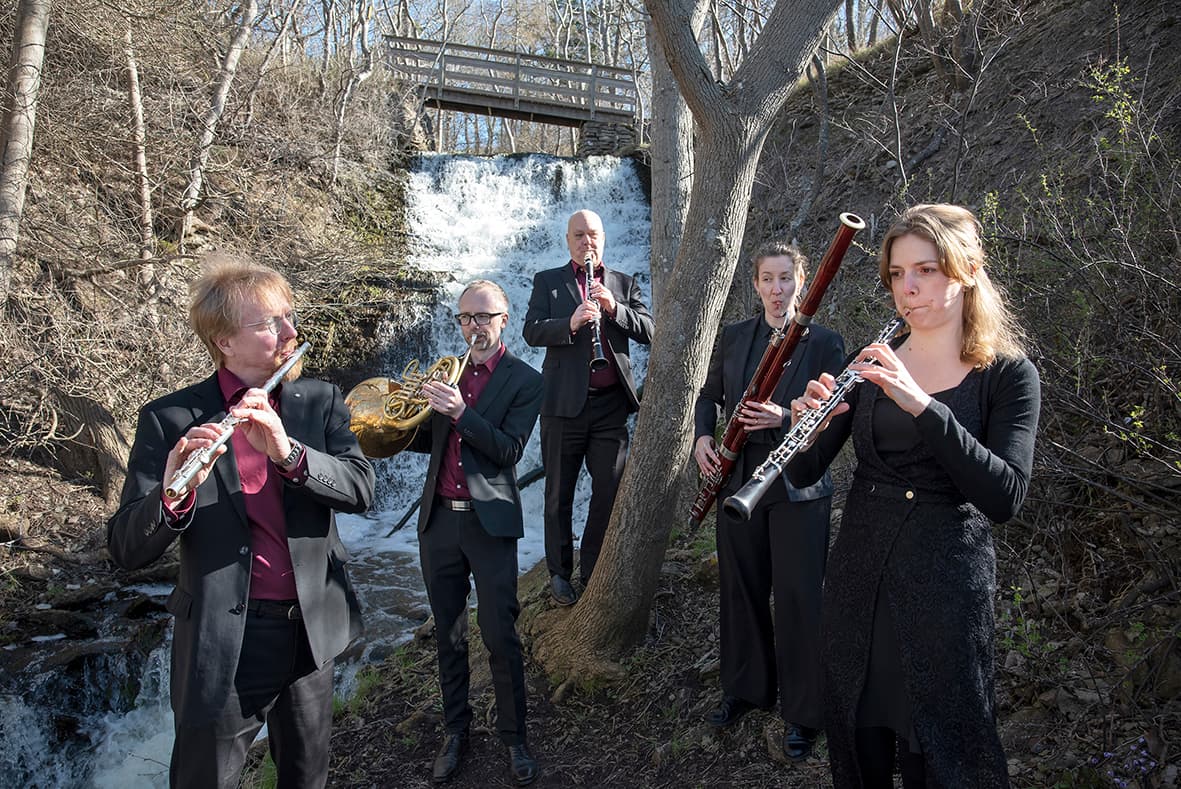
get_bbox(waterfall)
[1,153,651,787]
[339,152,653,595]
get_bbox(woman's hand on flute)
[694,435,720,476]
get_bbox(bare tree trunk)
[887,15,909,191]
[645,6,702,313]
[124,25,155,267]
[0,0,51,297]
[318,0,336,99]
[244,0,305,128]
[330,0,376,186]
[54,392,132,510]
[867,0,881,46]
[532,0,840,676]
[845,0,857,51]
[179,0,258,243]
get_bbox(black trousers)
[170,612,334,789]
[540,387,628,583]
[716,494,830,728]
[419,506,527,745]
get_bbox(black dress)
[787,354,1040,788]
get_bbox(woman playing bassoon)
[692,241,845,760]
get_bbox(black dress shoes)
[705,695,758,727]
[431,730,468,783]
[550,574,577,606]
[508,743,539,786]
[783,724,820,761]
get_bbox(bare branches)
[179,0,259,239]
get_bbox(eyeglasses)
[455,312,505,326]
[243,310,299,335]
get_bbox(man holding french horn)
[405,280,544,786]
[523,209,655,606]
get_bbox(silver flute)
[164,341,311,499]
[721,317,906,521]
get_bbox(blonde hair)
[189,255,293,367]
[459,279,510,313]
[879,204,1025,367]
[752,240,809,307]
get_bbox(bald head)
[567,209,606,270]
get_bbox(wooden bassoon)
[687,212,865,526]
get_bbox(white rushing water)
[19,153,650,788]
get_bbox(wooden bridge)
[385,36,637,127]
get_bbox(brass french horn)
[345,336,475,458]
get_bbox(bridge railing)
[385,36,636,122]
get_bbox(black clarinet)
[585,253,610,372]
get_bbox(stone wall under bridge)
[578,121,639,156]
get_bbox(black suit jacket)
[693,317,845,501]
[522,263,654,418]
[107,374,375,727]
[409,349,543,538]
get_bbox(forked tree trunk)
[532,0,841,680]
[0,0,51,297]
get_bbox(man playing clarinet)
[523,209,655,605]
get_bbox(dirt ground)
[323,541,838,789]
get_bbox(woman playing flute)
[692,241,845,761]
[787,204,1041,787]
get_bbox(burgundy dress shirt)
[434,342,506,500]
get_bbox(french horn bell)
[345,339,474,458]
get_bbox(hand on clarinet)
[588,280,616,317]
[849,343,931,417]
[569,299,601,333]
[694,435,720,476]
[162,422,228,502]
[737,400,784,432]
[791,373,848,433]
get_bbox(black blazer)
[522,263,654,418]
[107,374,375,727]
[409,349,543,538]
[693,317,845,501]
